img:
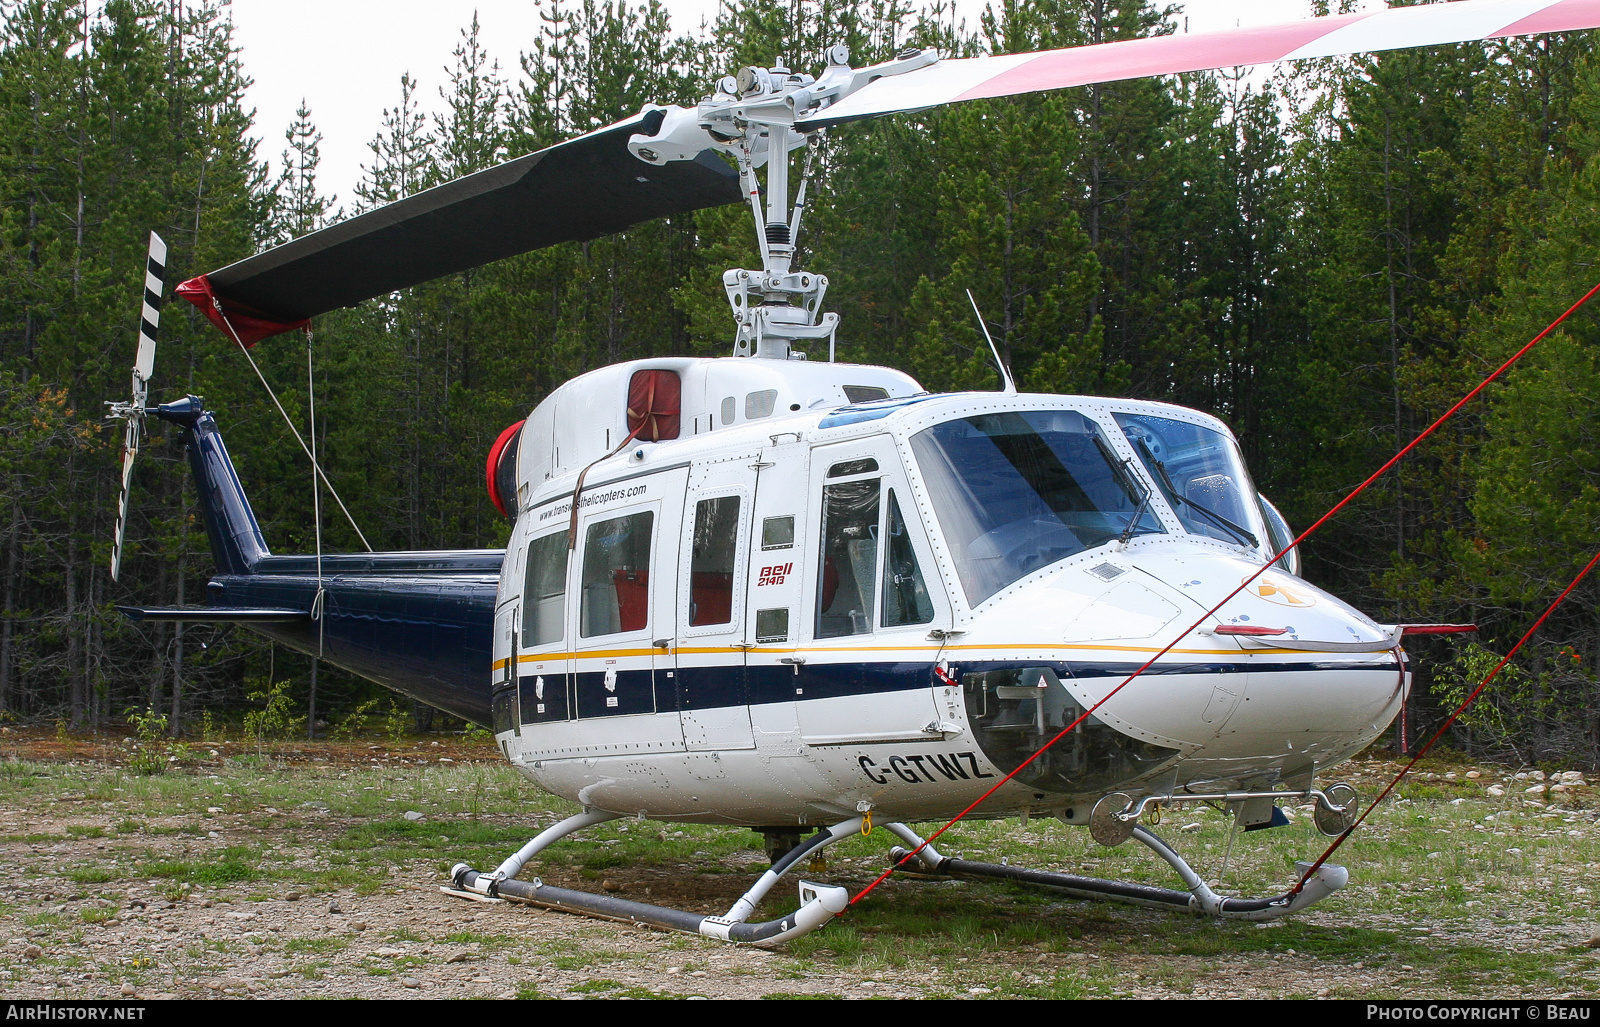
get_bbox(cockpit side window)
[815,476,881,639]
[689,496,739,627]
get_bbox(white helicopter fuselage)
[488,355,1404,829]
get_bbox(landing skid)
[447,809,881,948]
[888,824,1348,921]
[445,812,1347,947]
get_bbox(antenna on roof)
[967,289,1016,395]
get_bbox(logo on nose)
[1246,574,1316,608]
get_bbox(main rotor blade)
[799,0,1600,129]
[188,109,741,338]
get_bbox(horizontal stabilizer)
[117,606,309,623]
[179,110,741,342]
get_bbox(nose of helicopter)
[973,548,1405,779]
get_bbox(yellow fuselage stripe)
[488,640,1369,671]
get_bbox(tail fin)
[154,396,269,575]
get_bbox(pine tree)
[273,100,337,242]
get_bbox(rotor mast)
[628,45,938,361]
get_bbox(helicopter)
[111,0,1600,947]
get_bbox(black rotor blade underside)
[207,110,739,322]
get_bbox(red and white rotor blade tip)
[800,0,1600,128]
[111,230,167,582]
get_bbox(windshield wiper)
[1134,437,1259,549]
[1091,435,1153,544]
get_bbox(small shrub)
[243,680,305,747]
[200,710,227,744]
[125,707,190,775]
[382,701,409,743]
[332,699,379,741]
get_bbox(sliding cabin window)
[881,490,934,627]
[689,497,739,627]
[580,511,654,637]
[522,530,569,646]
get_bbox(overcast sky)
[223,0,1384,207]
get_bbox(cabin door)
[676,454,757,751]
[568,488,683,756]
[515,523,575,759]
[742,433,812,718]
[491,595,520,758]
[795,435,948,745]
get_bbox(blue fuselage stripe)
[514,657,1403,724]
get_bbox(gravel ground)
[2,731,1598,1000]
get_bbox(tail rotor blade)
[111,417,141,582]
[135,233,166,399]
[111,230,167,582]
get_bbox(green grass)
[139,846,257,884]
[68,866,119,884]
[2,747,1594,998]
[285,937,347,954]
[442,931,516,950]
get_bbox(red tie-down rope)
[1288,545,1600,895]
[846,278,1600,911]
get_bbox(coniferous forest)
[3,0,1600,763]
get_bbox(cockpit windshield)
[910,410,1164,606]
[1113,412,1266,551]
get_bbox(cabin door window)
[580,512,654,638]
[816,467,881,639]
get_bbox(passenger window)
[689,496,739,626]
[881,491,934,627]
[720,396,735,425]
[522,531,568,646]
[816,478,881,638]
[745,390,777,419]
[580,512,654,637]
